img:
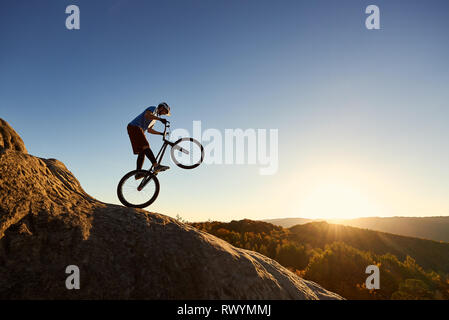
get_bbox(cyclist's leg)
[136,147,157,170]
[136,152,145,170]
[143,147,157,166]
[129,125,149,169]
[142,146,170,172]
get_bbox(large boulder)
[0,119,27,153]
[0,119,342,300]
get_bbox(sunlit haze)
[2,0,449,222]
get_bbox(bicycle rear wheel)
[170,137,204,169]
[117,170,160,208]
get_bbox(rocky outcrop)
[0,119,27,153]
[0,118,342,300]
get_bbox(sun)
[297,181,381,220]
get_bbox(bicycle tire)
[117,170,160,208]
[170,137,204,169]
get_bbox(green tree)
[392,279,433,300]
[275,243,309,270]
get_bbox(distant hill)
[263,216,449,243]
[329,216,449,243]
[263,217,317,228]
[289,222,449,274]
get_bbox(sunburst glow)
[297,180,381,220]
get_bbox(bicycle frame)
[137,121,176,190]
[151,121,176,172]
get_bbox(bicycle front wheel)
[170,137,204,169]
[117,170,160,208]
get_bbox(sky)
[1,0,449,221]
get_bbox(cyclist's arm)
[147,123,163,135]
[144,110,165,122]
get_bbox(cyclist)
[127,102,171,178]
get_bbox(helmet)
[157,102,171,116]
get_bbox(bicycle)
[117,120,204,208]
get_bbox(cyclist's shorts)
[127,124,150,154]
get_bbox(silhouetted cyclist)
[127,102,171,179]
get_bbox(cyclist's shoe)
[134,172,146,180]
[153,164,170,173]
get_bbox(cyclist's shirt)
[129,106,158,130]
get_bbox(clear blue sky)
[2,0,449,221]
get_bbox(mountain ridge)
[264,216,449,242]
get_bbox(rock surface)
[0,119,27,153]
[0,118,342,300]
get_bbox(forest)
[190,220,449,299]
